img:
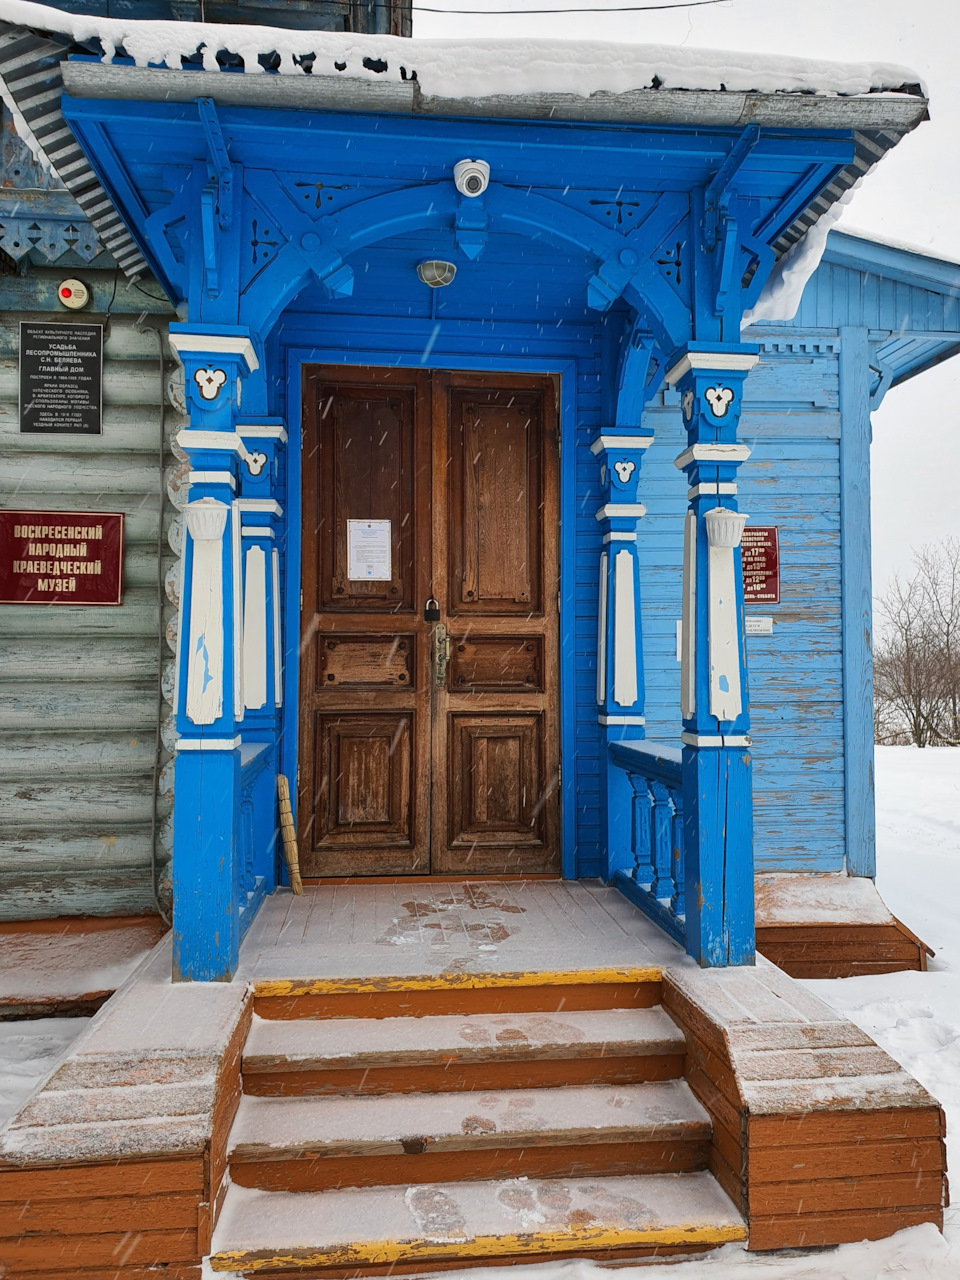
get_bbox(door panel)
[448,636,544,693]
[432,375,560,875]
[319,384,418,613]
[300,369,431,876]
[318,634,415,690]
[447,389,542,613]
[315,712,414,843]
[448,713,547,846]
[299,367,560,877]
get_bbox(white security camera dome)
[453,159,490,198]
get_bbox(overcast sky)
[417,0,959,595]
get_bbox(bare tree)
[874,538,960,746]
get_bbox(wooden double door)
[298,367,561,877]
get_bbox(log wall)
[0,267,181,920]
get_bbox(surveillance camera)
[453,159,490,198]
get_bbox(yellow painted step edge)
[210,1222,747,1272]
[255,966,663,998]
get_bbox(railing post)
[169,326,259,982]
[649,780,675,900]
[593,432,652,879]
[632,776,655,886]
[671,788,685,918]
[666,343,759,966]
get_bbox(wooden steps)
[210,971,746,1275]
[242,1006,686,1094]
[209,1173,746,1274]
[251,966,664,1020]
[229,1079,712,1189]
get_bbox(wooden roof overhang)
[53,60,927,380]
[818,229,960,402]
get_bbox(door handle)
[434,624,451,687]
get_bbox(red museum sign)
[0,510,124,605]
[741,526,780,604]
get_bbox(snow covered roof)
[0,0,927,109]
[0,0,929,283]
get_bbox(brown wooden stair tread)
[242,1006,685,1072]
[208,1172,746,1273]
[228,1080,711,1162]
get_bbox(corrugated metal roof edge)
[0,24,149,281]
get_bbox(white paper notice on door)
[347,519,392,581]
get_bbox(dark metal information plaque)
[0,510,123,605]
[742,526,780,604]
[19,322,103,435]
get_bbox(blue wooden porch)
[51,25,932,982]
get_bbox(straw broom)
[277,774,303,895]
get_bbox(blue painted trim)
[558,368,579,880]
[281,361,303,817]
[838,325,876,878]
[824,230,960,295]
[612,870,685,946]
[609,740,682,789]
[281,344,580,878]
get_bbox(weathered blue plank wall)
[639,334,846,874]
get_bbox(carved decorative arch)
[238,174,693,356]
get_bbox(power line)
[411,0,728,13]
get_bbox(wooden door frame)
[281,347,580,881]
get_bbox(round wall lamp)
[417,260,457,288]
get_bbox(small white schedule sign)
[347,519,392,581]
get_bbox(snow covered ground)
[0,1016,90,1130]
[6,747,960,1276]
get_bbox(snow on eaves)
[0,0,924,103]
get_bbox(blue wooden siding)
[632,336,845,875]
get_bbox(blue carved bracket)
[704,125,760,251]
[869,351,896,411]
[197,97,234,231]
[196,98,239,299]
[616,325,669,425]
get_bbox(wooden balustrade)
[607,741,686,946]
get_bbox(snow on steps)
[214,973,744,1269]
[242,1006,686,1094]
[229,1075,716,1172]
[209,1172,746,1273]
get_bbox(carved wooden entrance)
[299,367,560,878]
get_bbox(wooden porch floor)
[237,879,687,986]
